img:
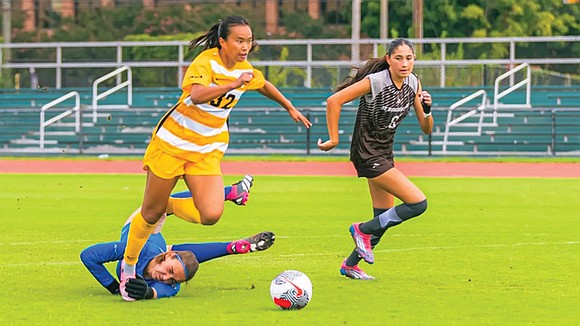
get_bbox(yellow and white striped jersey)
[151,48,266,162]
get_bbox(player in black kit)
[317,38,434,280]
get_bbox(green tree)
[346,0,579,75]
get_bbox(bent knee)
[410,198,428,215]
[199,215,221,225]
[141,206,167,224]
[198,208,223,225]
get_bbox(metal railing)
[442,90,488,153]
[39,91,80,149]
[91,66,132,123]
[1,105,576,156]
[493,63,532,120]
[441,63,533,152]
[2,36,579,89]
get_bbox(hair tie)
[217,21,223,38]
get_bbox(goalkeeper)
[81,175,275,300]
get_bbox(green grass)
[1,175,579,325]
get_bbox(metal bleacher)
[1,68,579,156]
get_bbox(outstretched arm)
[80,241,126,295]
[257,81,312,128]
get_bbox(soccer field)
[1,174,579,325]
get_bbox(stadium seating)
[0,85,579,156]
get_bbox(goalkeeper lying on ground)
[80,175,275,300]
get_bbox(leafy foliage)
[5,1,578,87]
[344,0,579,76]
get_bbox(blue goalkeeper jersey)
[80,224,180,299]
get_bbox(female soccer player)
[120,15,311,300]
[317,38,433,280]
[81,212,275,300]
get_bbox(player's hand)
[420,91,432,115]
[317,138,338,151]
[125,275,154,300]
[287,107,312,128]
[232,72,254,89]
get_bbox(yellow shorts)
[142,142,222,179]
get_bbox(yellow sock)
[167,196,201,224]
[124,212,155,265]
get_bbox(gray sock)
[359,199,428,235]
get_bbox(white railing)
[493,63,531,124]
[442,90,488,152]
[441,63,533,152]
[39,91,80,149]
[1,36,579,88]
[92,66,132,123]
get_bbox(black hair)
[188,15,258,53]
[335,38,415,92]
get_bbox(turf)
[1,175,579,325]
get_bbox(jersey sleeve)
[181,56,212,93]
[149,281,180,299]
[244,68,266,90]
[410,73,420,95]
[365,70,388,102]
[80,241,126,290]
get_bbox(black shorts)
[352,156,395,179]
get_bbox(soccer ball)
[269,270,312,310]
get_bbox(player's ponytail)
[335,38,415,92]
[189,22,220,51]
[336,58,389,92]
[189,15,258,54]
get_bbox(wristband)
[105,280,120,295]
[421,100,431,114]
[423,112,432,118]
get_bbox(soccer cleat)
[349,223,374,264]
[340,259,375,280]
[227,239,251,254]
[226,175,254,206]
[119,262,136,302]
[227,231,275,254]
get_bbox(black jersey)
[350,69,419,163]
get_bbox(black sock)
[358,217,382,235]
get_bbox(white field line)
[1,240,578,267]
[277,240,580,258]
[0,233,553,246]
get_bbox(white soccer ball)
[270,270,312,310]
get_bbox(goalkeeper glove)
[125,275,154,300]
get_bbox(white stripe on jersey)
[156,127,229,153]
[169,110,228,136]
[210,60,253,78]
[183,97,232,119]
[182,94,236,119]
